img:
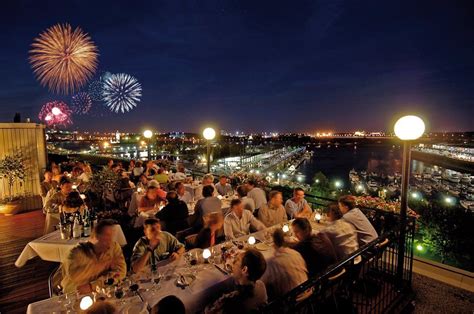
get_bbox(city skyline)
[0,0,473,132]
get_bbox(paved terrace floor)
[0,210,473,313]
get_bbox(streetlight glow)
[394,115,425,140]
[143,130,153,139]
[203,127,216,140]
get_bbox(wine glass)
[151,269,162,291]
[114,285,126,305]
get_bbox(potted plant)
[0,152,26,215]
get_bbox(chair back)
[48,265,63,297]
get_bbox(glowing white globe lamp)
[394,115,425,140]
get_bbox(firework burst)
[71,92,92,115]
[29,23,99,95]
[38,101,73,127]
[88,80,104,101]
[102,73,142,113]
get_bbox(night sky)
[1,0,473,132]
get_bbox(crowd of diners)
[39,159,379,314]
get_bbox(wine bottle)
[83,208,91,237]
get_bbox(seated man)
[224,199,265,240]
[194,174,217,201]
[175,181,193,204]
[153,168,169,185]
[245,180,267,212]
[156,191,189,235]
[205,249,267,314]
[215,175,233,196]
[44,177,73,234]
[338,195,378,246]
[285,187,312,219]
[190,185,222,231]
[322,203,359,261]
[173,165,187,181]
[131,218,185,273]
[236,185,256,213]
[262,229,308,300]
[290,218,337,277]
[258,190,288,227]
[40,170,57,207]
[61,219,126,294]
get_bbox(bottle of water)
[72,214,82,239]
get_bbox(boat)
[460,200,474,212]
[367,180,379,191]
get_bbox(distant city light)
[411,192,420,199]
[334,180,342,188]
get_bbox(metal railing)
[261,196,415,314]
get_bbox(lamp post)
[143,130,153,160]
[203,127,216,173]
[394,115,425,287]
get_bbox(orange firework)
[29,23,99,95]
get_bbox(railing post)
[397,141,410,287]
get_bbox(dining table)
[15,224,127,268]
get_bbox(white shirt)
[284,198,309,218]
[241,196,256,213]
[322,219,359,260]
[173,171,187,181]
[342,208,378,246]
[262,247,308,298]
[178,190,193,204]
[215,182,233,196]
[224,210,266,240]
[247,187,267,209]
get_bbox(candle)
[72,184,78,190]
[203,248,211,260]
[79,296,93,310]
[80,194,86,200]
[248,236,256,245]
[315,213,321,223]
[282,224,289,233]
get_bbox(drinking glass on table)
[151,268,162,291]
[114,284,126,305]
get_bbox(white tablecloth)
[137,219,327,313]
[26,295,146,314]
[15,224,127,267]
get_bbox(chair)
[48,265,63,297]
[185,233,198,249]
[176,227,195,243]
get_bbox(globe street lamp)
[143,130,153,160]
[203,127,216,173]
[394,115,425,286]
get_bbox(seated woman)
[195,212,225,249]
[61,219,126,294]
[131,218,185,273]
[205,249,267,314]
[156,191,189,235]
[290,218,337,277]
[60,191,86,223]
[138,186,161,213]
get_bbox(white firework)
[102,73,142,113]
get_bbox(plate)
[255,243,269,251]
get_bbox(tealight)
[72,184,78,190]
[247,236,256,245]
[315,213,322,222]
[79,296,93,310]
[282,224,290,233]
[203,248,211,259]
[80,194,86,200]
